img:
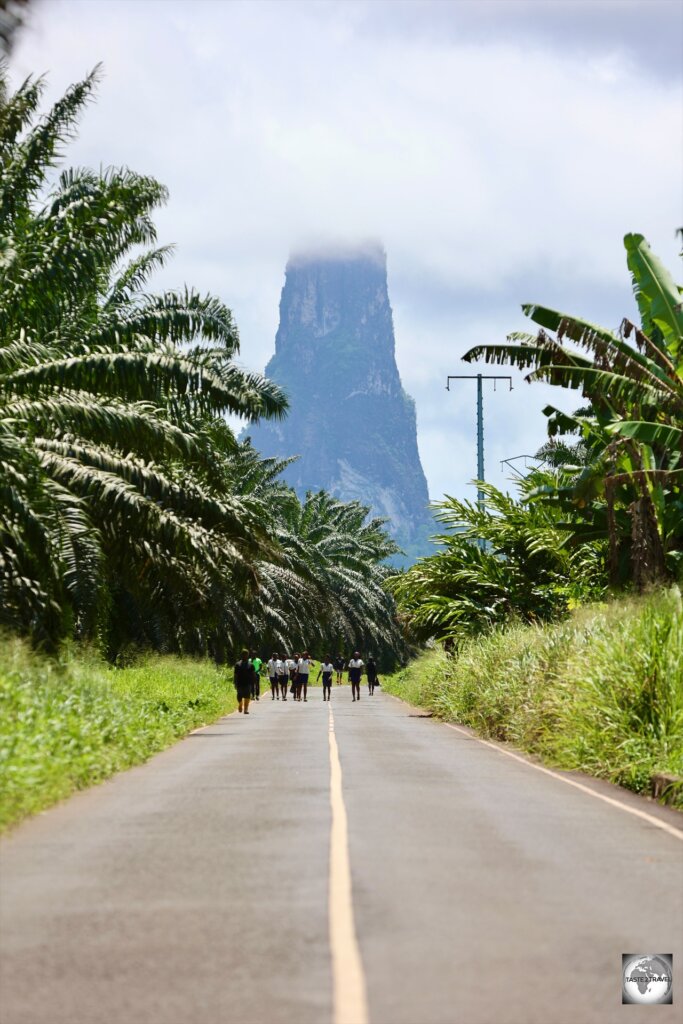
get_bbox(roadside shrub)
[382,590,683,806]
[0,638,235,831]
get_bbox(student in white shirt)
[296,651,312,701]
[318,656,334,701]
[276,656,288,700]
[348,652,364,702]
[267,654,279,700]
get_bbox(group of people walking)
[267,651,314,702]
[232,649,380,714]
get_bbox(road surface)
[1,686,681,1024]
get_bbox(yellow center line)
[328,704,369,1024]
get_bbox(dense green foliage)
[387,236,682,805]
[389,476,606,644]
[465,232,682,590]
[3,66,680,829]
[219,445,403,661]
[382,590,683,806]
[391,233,682,646]
[0,67,402,662]
[0,634,238,830]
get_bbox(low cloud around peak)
[288,238,386,269]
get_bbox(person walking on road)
[348,652,363,702]
[276,655,288,700]
[234,649,256,714]
[297,652,312,701]
[287,654,299,700]
[250,651,262,701]
[334,654,345,685]
[267,654,279,699]
[318,656,334,700]
[366,655,378,695]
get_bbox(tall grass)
[382,589,683,807]
[0,638,237,831]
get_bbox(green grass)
[0,638,237,832]
[382,588,683,807]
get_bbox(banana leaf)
[625,233,683,363]
[606,420,682,450]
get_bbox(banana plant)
[463,233,682,588]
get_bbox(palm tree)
[388,478,605,646]
[275,490,402,656]
[1,67,287,649]
[216,441,404,662]
[1,65,407,665]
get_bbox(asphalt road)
[1,686,681,1024]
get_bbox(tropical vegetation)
[466,233,682,586]
[381,588,683,807]
[389,476,606,645]
[0,66,403,663]
[0,633,241,830]
[390,232,682,647]
[2,61,681,821]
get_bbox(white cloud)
[10,0,682,504]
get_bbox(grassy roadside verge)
[0,638,237,832]
[382,589,683,809]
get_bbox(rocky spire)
[246,244,432,557]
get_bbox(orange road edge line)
[328,704,369,1024]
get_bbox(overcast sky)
[10,0,683,504]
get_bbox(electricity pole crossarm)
[500,454,542,478]
[446,374,513,511]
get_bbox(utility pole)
[446,373,513,510]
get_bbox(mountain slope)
[246,244,432,555]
